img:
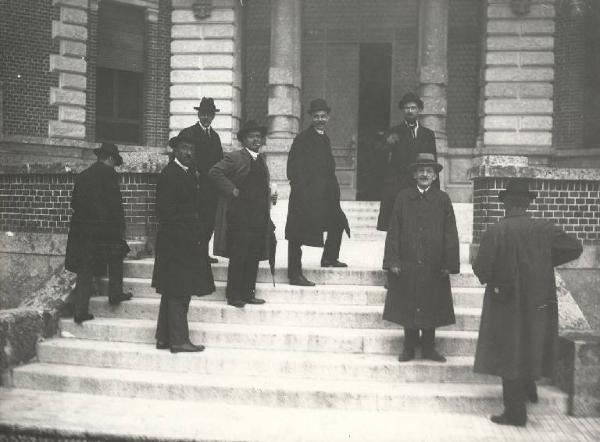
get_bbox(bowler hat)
[307,98,331,115]
[236,120,267,143]
[168,133,197,149]
[498,179,537,202]
[93,142,123,166]
[398,92,424,110]
[408,153,443,173]
[194,97,220,113]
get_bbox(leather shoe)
[227,300,246,308]
[209,256,218,264]
[109,292,133,305]
[321,260,348,268]
[156,341,169,350]
[490,414,526,427]
[74,313,94,324]
[526,381,538,403]
[289,275,316,286]
[422,349,447,362]
[170,342,204,353]
[398,348,415,362]
[245,298,266,305]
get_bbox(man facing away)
[65,143,132,324]
[473,179,582,427]
[382,153,460,363]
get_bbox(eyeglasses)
[403,106,419,111]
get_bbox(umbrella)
[268,224,277,287]
[340,209,351,239]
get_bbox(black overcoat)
[472,214,582,379]
[377,122,437,231]
[65,161,127,274]
[151,161,215,298]
[285,127,348,247]
[382,187,460,328]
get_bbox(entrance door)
[357,43,392,201]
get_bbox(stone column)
[418,0,449,151]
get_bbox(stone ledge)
[469,156,600,181]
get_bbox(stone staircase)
[2,201,570,439]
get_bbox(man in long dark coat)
[209,120,274,308]
[285,98,349,286]
[65,143,132,324]
[377,92,438,231]
[473,179,582,427]
[152,134,215,353]
[382,153,459,362]
[178,97,224,264]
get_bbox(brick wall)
[85,3,98,142]
[0,0,58,137]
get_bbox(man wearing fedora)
[377,92,438,231]
[65,143,133,324]
[382,153,459,363]
[473,179,582,427]
[209,121,275,308]
[285,98,350,287]
[152,134,215,353]
[178,97,224,264]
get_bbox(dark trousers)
[501,377,530,423]
[403,327,437,352]
[155,294,192,346]
[74,254,124,317]
[226,229,263,302]
[288,225,343,278]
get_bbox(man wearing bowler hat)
[473,179,582,427]
[285,98,350,287]
[383,153,460,363]
[377,92,438,231]
[65,143,133,324]
[178,97,224,263]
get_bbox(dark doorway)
[356,43,392,201]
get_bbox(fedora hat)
[398,92,424,110]
[194,97,220,113]
[307,98,331,115]
[408,153,442,173]
[93,142,123,166]
[236,120,267,143]
[168,133,197,149]
[498,179,537,202]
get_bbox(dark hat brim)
[194,106,220,112]
[237,126,267,142]
[307,106,331,115]
[498,190,537,202]
[93,147,123,166]
[408,161,443,173]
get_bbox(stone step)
[11,363,567,414]
[88,297,483,331]
[123,259,481,287]
[36,339,496,384]
[59,318,479,356]
[108,279,486,308]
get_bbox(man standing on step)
[382,153,459,363]
[65,143,133,324]
[285,98,350,287]
[377,92,438,232]
[178,97,224,264]
[473,179,582,427]
[209,120,274,308]
[152,134,215,353]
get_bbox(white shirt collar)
[174,157,189,172]
[417,185,430,194]
[314,128,325,135]
[245,148,259,160]
[199,122,211,133]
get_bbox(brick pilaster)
[84,0,98,141]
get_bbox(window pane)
[97,121,140,144]
[96,67,114,118]
[117,71,142,119]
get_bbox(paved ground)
[1,388,599,441]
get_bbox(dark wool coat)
[377,122,437,231]
[151,161,215,298]
[382,186,460,328]
[285,127,348,247]
[209,148,275,260]
[473,214,582,380]
[65,161,128,274]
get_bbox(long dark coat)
[209,148,275,260]
[151,161,215,298]
[65,161,128,274]
[377,122,437,231]
[285,127,348,247]
[178,123,223,229]
[472,213,582,379]
[382,186,460,328]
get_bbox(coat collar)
[408,185,437,201]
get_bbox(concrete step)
[59,318,479,355]
[11,363,568,414]
[88,297,483,331]
[123,259,481,287]
[108,279,485,308]
[36,339,496,384]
